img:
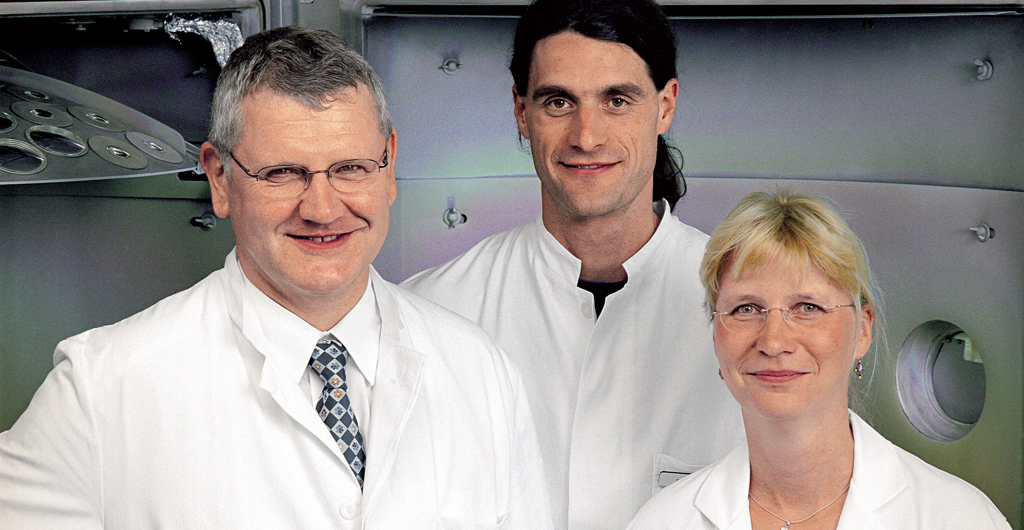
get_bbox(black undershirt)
[577,278,628,318]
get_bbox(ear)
[512,86,530,139]
[854,305,875,361]
[657,78,679,135]
[201,141,231,219]
[385,128,398,207]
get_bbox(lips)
[749,370,805,384]
[303,235,340,243]
[289,233,344,244]
[561,162,615,169]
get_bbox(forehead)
[237,85,382,155]
[527,31,655,94]
[720,254,845,299]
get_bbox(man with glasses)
[403,0,744,528]
[0,26,550,528]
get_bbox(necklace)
[748,483,850,530]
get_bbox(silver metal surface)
[0,65,197,184]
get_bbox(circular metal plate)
[126,131,183,164]
[26,125,88,157]
[88,135,149,170]
[11,101,74,128]
[0,111,16,134]
[0,138,46,175]
[5,84,60,104]
[67,106,128,132]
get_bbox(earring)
[854,359,863,380]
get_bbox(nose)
[756,308,794,357]
[298,171,348,223]
[568,104,607,152]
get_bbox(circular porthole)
[896,320,986,442]
[0,111,16,133]
[0,139,46,175]
[26,126,88,157]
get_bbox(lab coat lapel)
[694,444,753,530]
[226,251,348,459]
[361,272,427,511]
[836,411,907,530]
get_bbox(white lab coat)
[626,410,1012,530]
[0,251,552,529]
[403,202,746,530]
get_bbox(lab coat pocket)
[652,453,706,494]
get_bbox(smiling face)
[202,85,397,329]
[513,31,678,222]
[713,255,873,422]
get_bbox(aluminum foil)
[164,16,244,68]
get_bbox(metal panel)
[0,189,236,432]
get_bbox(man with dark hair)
[0,26,550,529]
[403,1,744,528]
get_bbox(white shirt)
[627,410,1012,530]
[0,250,553,529]
[403,201,746,530]
[241,269,378,426]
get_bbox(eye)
[732,304,761,316]
[792,302,825,316]
[261,166,305,183]
[609,97,628,108]
[331,160,376,179]
[543,97,574,116]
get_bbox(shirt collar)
[325,279,380,387]
[621,199,670,277]
[239,263,380,387]
[532,199,671,283]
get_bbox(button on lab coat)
[404,203,746,530]
[0,251,552,529]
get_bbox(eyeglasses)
[712,302,856,334]
[228,147,389,197]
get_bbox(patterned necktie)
[310,337,366,488]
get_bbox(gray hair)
[208,26,392,177]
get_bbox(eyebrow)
[530,84,574,103]
[530,82,648,103]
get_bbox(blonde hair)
[700,189,876,316]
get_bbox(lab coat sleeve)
[0,336,104,529]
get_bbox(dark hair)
[510,0,686,209]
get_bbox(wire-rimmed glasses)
[712,302,856,334]
[229,147,389,197]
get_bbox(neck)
[542,196,661,283]
[239,258,369,332]
[744,404,855,515]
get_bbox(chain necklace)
[748,483,850,530]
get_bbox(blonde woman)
[628,190,1009,530]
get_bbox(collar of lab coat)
[693,410,907,530]
[222,249,427,499]
[531,199,672,284]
